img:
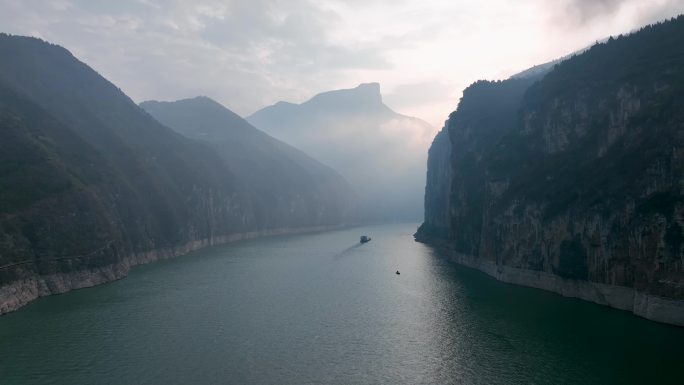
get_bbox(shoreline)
[0,224,352,316]
[416,235,684,327]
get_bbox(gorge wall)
[0,35,354,314]
[416,17,684,326]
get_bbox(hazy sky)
[1,0,683,129]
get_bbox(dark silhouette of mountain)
[417,16,684,326]
[140,97,356,227]
[508,45,593,80]
[247,83,434,221]
[0,34,353,314]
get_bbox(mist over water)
[247,83,435,221]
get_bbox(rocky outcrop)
[417,17,684,326]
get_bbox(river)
[0,223,682,384]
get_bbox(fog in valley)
[247,83,435,220]
[2,1,684,384]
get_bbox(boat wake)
[334,243,364,259]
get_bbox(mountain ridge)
[140,96,357,229]
[0,34,354,314]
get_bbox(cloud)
[384,81,455,109]
[0,0,392,116]
[563,0,628,24]
[630,0,684,26]
[0,0,682,128]
[550,0,684,28]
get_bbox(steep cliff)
[418,127,451,237]
[418,78,539,247]
[417,17,684,326]
[0,35,351,314]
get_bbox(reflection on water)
[0,223,682,385]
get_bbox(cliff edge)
[417,17,684,326]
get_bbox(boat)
[396,270,400,275]
[360,235,371,243]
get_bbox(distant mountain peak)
[303,82,385,112]
[353,82,382,102]
[143,95,217,106]
[355,81,381,93]
[273,100,296,107]
[189,95,214,102]
[246,82,434,220]
[142,96,242,118]
[141,96,253,138]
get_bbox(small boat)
[396,270,400,275]
[360,235,371,244]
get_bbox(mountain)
[0,34,352,314]
[508,44,593,80]
[247,83,434,221]
[416,17,684,326]
[140,97,356,227]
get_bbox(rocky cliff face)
[0,35,352,314]
[419,127,451,237]
[417,18,684,326]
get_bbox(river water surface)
[0,223,682,384]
